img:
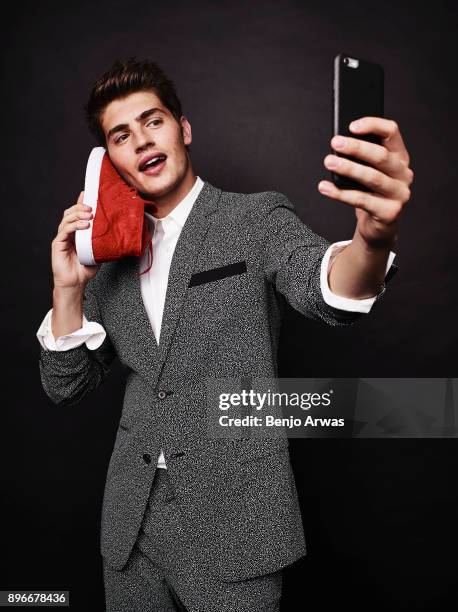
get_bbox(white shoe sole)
[75,146,106,266]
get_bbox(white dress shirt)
[37,175,396,469]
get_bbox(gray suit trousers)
[103,468,283,612]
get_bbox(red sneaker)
[76,147,153,272]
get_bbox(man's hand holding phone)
[318,116,414,249]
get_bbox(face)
[100,90,193,205]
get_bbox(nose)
[134,126,155,152]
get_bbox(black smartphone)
[332,53,384,191]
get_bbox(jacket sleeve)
[257,193,397,326]
[38,280,117,406]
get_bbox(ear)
[180,115,192,147]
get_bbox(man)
[36,57,413,611]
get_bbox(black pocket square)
[189,261,247,287]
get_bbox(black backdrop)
[1,0,457,610]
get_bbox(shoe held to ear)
[76,147,153,265]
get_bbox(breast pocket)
[188,260,247,287]
[186,260,250,318]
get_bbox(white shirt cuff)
[320,240,397,314]
[36,308,107,351]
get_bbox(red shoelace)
[138,237,153,276]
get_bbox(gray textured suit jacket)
[38,180,394,581]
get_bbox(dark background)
[1,0,457,610]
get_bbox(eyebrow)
[107,107,166,140]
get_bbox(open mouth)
[140,155,167,172]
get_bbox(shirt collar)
[144,176,204,231]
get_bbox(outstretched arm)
[318,117,414,299]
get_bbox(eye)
[114,119,162,144]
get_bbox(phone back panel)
[333,54,384,191]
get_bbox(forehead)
[101,90,166,133]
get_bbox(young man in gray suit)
[36,58,413,611]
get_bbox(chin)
[139,179,174,200]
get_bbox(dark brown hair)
[84,57,188,150]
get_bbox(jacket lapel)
[121,180,221,387]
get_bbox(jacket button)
[157,391,167,399]
[143,453,152,464]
